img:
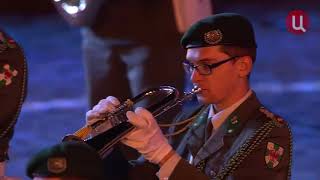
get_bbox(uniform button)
[209,170,216,177]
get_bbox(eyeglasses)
[183,56,239,75]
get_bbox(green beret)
[26,142,106,180]
[0,29,27,162]
[181,13,257,49]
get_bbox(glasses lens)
[197,64,211,75]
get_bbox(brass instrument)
[53,0,87,15]
[63,86,200,157]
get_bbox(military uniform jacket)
[0,30,27,161]
[167,92,292,180]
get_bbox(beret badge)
[203,29,223,45]
[47,157,67,174]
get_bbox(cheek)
[205,70,236,97]
[197,76,227,103]
[207,70,230,89]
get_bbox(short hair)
[219,45,256,64]
[219,45,256,79]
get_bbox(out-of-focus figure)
[0,29,28,179]
[26,142,106,180]
[52,1,212,179]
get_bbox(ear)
[236,56,253,77]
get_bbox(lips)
[194,85,206,91]
[196,88,208,95]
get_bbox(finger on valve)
[105,96,121,106]
[93,96,121,114]
[86,96,120,126]
[126,110,149,129]
[134,107,156,126]
[100,96,121,112]
[85,110,102,126]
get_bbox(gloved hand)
[85,96,120,136]
[121,107,173,164]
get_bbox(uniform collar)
[190,91,262,165]
[208,89,253,130]
[223,91,262,137]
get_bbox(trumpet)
[53,0,87,15]
[63,86,201,157]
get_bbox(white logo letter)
[292,15,306,32]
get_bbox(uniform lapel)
[224,92,262,138]
[192,92,262,166]
[223,92,263,161]
[180,106,210,157]
[192,120,227,165]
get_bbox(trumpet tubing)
[63,86,200,157]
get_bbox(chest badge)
[0,64,18,88]
[265,142,284,168]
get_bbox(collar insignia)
[227,116,239,134]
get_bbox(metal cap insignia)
[203,30,223,45]
[47,157,67,174]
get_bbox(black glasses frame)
[183,56,239,75]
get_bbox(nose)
[190,68,201,83]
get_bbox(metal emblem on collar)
[0,64,18,88]
[47,157,67,174]
[265,142,284,169]
[227,116,239,133]
[203,30,223,45]
[230,116,238,125]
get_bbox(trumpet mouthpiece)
[192,86,201,93]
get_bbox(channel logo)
[286,10,309,34]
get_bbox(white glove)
[121,107,173,164]
[85,96,120,135]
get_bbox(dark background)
[0,0,54,14]
[1,0,319,179]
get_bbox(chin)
[196,91,219,105]
[196,95,212,105]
